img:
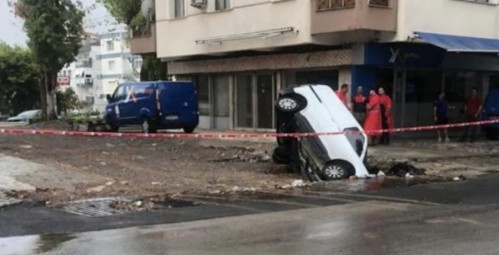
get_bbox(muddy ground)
[1,121,499,205]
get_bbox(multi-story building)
[132,0,499,130]
[59,31,142,112]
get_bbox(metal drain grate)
[59,197,132,217]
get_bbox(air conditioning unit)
[191,0,207,9]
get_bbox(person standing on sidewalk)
[460,87,483,143]
[336,84,349,108]
[434,91,450,143]
[352,86,367,125]
[378,87,393,145]
[364,89,382,145]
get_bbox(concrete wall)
[155,0,313,60]
[394,0,499,40]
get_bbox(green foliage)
[0,42,41,115]
[15,0,85,119]
[56,88,83,114]
[97,0,142,26]
[141,54,167,81]
[19,0,85,74]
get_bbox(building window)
[174,0,185,18]
[316,0,355,11]
[369,0,389,7]
[68,70,72,78]
[108,60,116,71]
[215,0,230,10]
[106,40,114,51]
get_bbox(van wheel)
[105,123,119,132]
[321,161,352,181]
[141,118,157,134]
[183,126,195,134]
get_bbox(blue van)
[482,88,499,140]
[105,81,199,133]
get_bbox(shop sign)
[365,43,446,68]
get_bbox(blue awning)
[414,31,499,53]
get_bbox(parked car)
[272,85,370,181]
[105,81,199,133]
[482,88,499,140]
[7,109,41,124]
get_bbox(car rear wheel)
[276,94,306,114]
[321,162,352,181]
[141,118,157,134]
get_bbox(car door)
[108,85,127,126]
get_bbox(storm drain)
[58,197,199,217]
[59,197,133,217]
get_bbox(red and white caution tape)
[0,119,498,139]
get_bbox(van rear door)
[158,82,199,127]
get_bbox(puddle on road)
[314,176,451,193]
[37,234,76,253]
[0,233,75,255]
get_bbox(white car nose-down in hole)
[272,85,370,181]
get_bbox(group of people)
[337,84,393,145]
[433,87,483,143]
[337,84,484,144]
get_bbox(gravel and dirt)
[1,121,499,206]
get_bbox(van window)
[112,85,126,101]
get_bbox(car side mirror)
[106,94,112,102]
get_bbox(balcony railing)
[75,59,93,68]
[76,77,93,86]
[312,0,397,34]
[316,0,389,11]
[130,23,157,55]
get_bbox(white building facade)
[133,0,499,130]
[59,32,142,113]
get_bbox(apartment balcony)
[76,77,93,87]
[311,0,397,35]
[75,59,93,68]
[130,23,157,55]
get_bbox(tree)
[12,0,85,120]
[0,42,41,115]
[56,88,83,115]
[98,0,167,81]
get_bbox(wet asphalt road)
[4,175,499,254]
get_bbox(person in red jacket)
[459,87,483,143]
[364,89,382,145]
[378,87,393,145]
[336,84,349,108]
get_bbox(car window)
[18,110,39,117]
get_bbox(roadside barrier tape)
[1,119,499,139]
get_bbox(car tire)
[321,161,353,181]
[276,94,306,114]
[183,126,195,134]
[141,118,157,134]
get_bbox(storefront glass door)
[235,74,254,128]
[213,75,230,130]
[256,74,275,129]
